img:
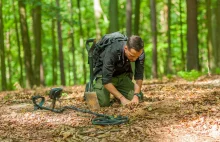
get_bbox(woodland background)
[0,0,220,91]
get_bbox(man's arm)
[102,46,131,105]
[104,83,131,105]
[131,79,143,103]
[134,79,143,94]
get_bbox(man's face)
[124,45,143,62]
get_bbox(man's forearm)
[134,80,143,94]
[104,83,123,99]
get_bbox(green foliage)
[62,93,68,97]
[166,74,173,79]
[215,68,220,74]
[177,70,202,81]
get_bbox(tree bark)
[69,0,77,85]
[18,0,35,88]
[134,0,140,35]
[150,0,158,78]
[13,0,23,87]
[77,0,87,84]
[179,0,185,70]
[186,0,199,71]
[215,0,220,68]
[56,0,65,86]
[0,0,7,90]
[109,0,119,33]
[32,0,44,86]
[6,31,12,89]
[52,18,57,85]
[165,0,172,74]
[206,0,214,73]
[94,0,102,39]
[126,0,132,37]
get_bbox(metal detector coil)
[49,88,63,109]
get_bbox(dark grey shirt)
[94,41,145,85]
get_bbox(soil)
[0,75,220,142]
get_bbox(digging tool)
[84,38,100,110]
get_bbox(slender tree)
[215,0,220,68]
[126,0,132,37]
[77,0,87,84]
[52,18,57,85]
[0,0,7,90]
[179,0,185,70]
[109,0,118,32]
[6,31,12,89]
[134,0,140,35]
[206,0,213,73]
[210,0,218,72]
[186,0,199,71]
[69,0,77,85]
[32,0,44,86]
[13,0,23,87]
[165,0,172,74]
[94,0,102,39]
[126,0,134,73]
[18,0,35,88]
[56,0,65,85]
[150,0,158,78]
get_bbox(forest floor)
[0,75,220,142]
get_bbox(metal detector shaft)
[86,38,96,91]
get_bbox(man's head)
[124,35,144,62]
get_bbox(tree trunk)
[186,0,199,71]
[206,0,213,73]
[69,0,77,85]
[32,0,44,86]
[56,0,65,86]
[6,31,12,89]
[18,0,35,88]
[94,0,102,39]
[215,0,220,68]
[52,18,57,85]
[109,0,118,33]
[211,1,217,72]
[77,0,87,84]
[13,0,23,87]
[126,0,132,37]
[150,0,158,78]
[126,0,134,74]
[179,0,185,70]
[134,0,140,35]
[165,0,172,74]
[0,0,7,90]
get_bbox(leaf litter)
[0,75,220,142]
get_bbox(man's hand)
[119,96,131,106]
[131,95,139,104]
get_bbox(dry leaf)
[62,132,72,139]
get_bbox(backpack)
[92,32,128,68]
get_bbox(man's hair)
[127,35,144,52]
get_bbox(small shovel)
[84,38,100,111]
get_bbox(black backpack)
[85,32,128,92]
[92,32,128,68]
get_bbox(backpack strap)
[117,49,121,61]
